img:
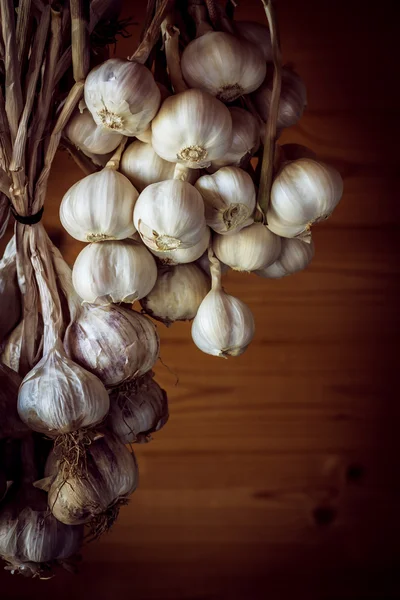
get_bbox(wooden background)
[1,0,399,598]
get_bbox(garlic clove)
[255,237,315,278]
[150,226,211,265]
[84,58,161,136]
[181,32,266,103]
[213,223,281,272]
[133,179,207,252]
[151,89,233,169]
[72,239,157,304]
[60,167,139,242]
[195,166,256,235]
[64,108,124,155]
[140,263,211,325]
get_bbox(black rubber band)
[11,206,44,225]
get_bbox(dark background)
[1,0,399,598]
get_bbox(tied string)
[10,205,44,225]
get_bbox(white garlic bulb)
[84,58,161,136]
[72,239,157,304]
[213,223,281,272]
[151,89,232,169]
[252,67,307,132]
[192,252,255,357]
[208,107,260,171]
[195,166,256,235]
[235,21,273,62]
[150,226,211,265]
[0,237,20,344]
[267,158,343,238]
[65,108,123,155]
[60,167,138,242]
[108,373,169,444]
[133,179,207,252]
[181,32,266,102]
[140,263,210,325]
[256,237,315,278]
[17,341,110,436]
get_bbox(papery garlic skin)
[181,32,266,103]
[0,237,21,344]
[140,263,210,324]
[151,89,232,169]
[48,435,138,525]
[196,251,230,277]
[108,373,169,444]
[267,158,343,238]
[60,168,138,242]
[235,21,273,62]
[134,179,207,252]
[192,289,255,357]
[65,108,123,155]
[253,67,307,132]
[195,167,256,235]
[256,237,315,278]
[65,306,159,387]
[72,239,157,304]
[84,58,161,136]
[213,223,281,272]
[17,343,110,435]
[151,227,211,265]
[208,107,260,171]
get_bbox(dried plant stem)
[205,0,220,28]
[0,169,11,197]
[188,1,213,37]
[105,138,128,171]
[70,0,90,82]
[130,0,174,64]
[257,0,282,218]
[161,16,187,94]
[0,88,12,170]
[16,0,32,67]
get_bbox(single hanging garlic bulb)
[133,179,207,252]
[0,237,21,344]
[191,250,255,357]
[252,67,307,132]
[213,223,281,272]
[235,21,273,62]
[267,158,343,238]
[64,108,123,155]
[151,227,211,265]
[256,237,315,279]
[140,263,210,325]
[72,239,157,304]
[151,89,233,169]
[107,373,169,444]
[195,167,256,235]
[181,32,266,102]
[84,58,161,136]
[60,167,138,242]
[47,434,138,527]
[208,107,260,172]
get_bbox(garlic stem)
[188,1,214,37]
[173,163,190,181]
[208,246,222,291]
[49,240,81,318]
[257,0,282,218]
[105,138,128,170]
[161,16,188,94]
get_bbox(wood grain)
[1,0,399,598]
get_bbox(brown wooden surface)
[1,0,400,598]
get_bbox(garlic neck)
[188,3,213,37]
[161,16,188,94]
[208,246,222,291]
[173,163,191,181]
[105,138,128,171]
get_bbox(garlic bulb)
[47,435,138,526]
[60,167,138,242]
[256,237,315,278]
[151,226,211,265]
[195,167,256,235]
[267,158,343,238]
[235,21,273,62]
[196,251,230,277]
[72,239,157,304]
[191,251,255,357]
[17,340,109,436]
[84,58,161,136]
[140,263,210,325]
[252,67,307,131]
[208,107,260,171]
[133,179,207,252]
[0,362,28,440]
[65,108,123,155]
[151,89,232,169]
[108,373,169,443]
[213,223,281,272]
[0,237,21,344]
[181,32,266,102]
